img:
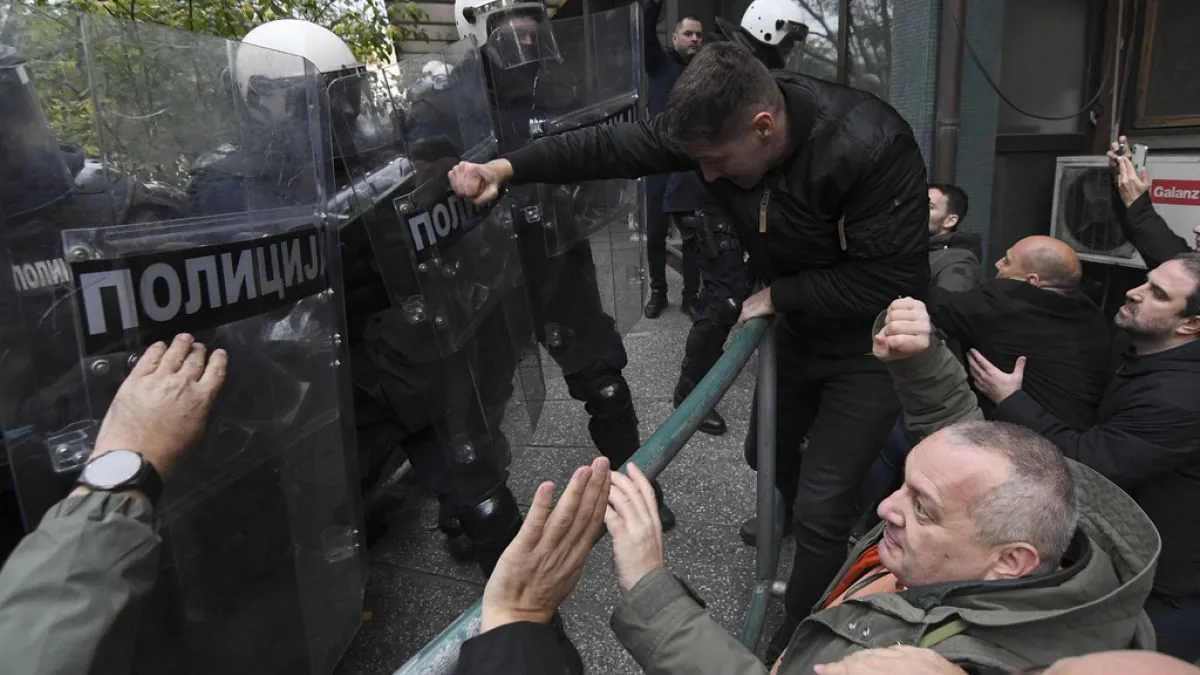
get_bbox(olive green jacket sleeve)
[873,312,984,443]
[609,568,769,675]
[0,491,160,675]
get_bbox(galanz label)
[1149,179,1200,206]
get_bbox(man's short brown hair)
[663,41,783,152]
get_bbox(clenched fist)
[447,159,513,205]
[872,298,932,361]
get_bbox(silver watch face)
[82,450,142,489]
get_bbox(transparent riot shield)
[325,38,545,439]
[0,4,364,673]
[490,4,648,337]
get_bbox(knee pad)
[566,368,633,419]
[457,484,521,545]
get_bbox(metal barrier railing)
[393,317,778,674]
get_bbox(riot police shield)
[325,38,545,440]
[0,5,365,673]
[489,3,647,338]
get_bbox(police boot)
[437,496,475,562]
[643,289,667,319]
[460,486,584,674]
[674,322,731,436]
[586,382,676,532]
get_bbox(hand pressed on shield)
[605,464,666,594]
[813,646,967,675]
[872,297,932,361]
[480,457,612,632]
[89,333,228,479]
[967,349,1025,405]
[447,159,513,206]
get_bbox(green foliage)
[3,0,430,187]
[12,0,427,65]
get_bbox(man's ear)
[945,213,960,230]
[751,111,775,139]
[1026,273,1042,287]
[1177,315,1200,337]
[988,542,1041,581]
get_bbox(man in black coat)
[448,41,929,661]
[642,0,703,317]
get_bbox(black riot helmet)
[0,46,72,221]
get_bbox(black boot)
[643,289,667,318]
[437,497,475,561]
[652,478,677,532]
[674,321,733,436]
[680,294,698,319]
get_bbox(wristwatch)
[76,449,163,506]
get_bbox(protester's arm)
[0,492,159,675]
[610,568,770,675]
[457,459,612,675]
[457,623,568,675]
[771,129,930,318]
[641,0,668,76]
[1108,147,1191,268]
[872,300,984,446]
[992,387,1200,491]
[1120,192,1191,270]
[504,114,693,185]
[0,334,226,675]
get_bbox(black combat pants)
[521,233,641,467]
[672,210,749,403]
[743,324,900,624]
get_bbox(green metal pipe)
[392,318,770,675]
[739,582,773,649]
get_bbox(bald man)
[927,235,1112,428]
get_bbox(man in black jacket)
[935,235,1111,429]
[642,1,702,318]
[927,183,981,292]
[970,245,1200,661]
[448,41,929,660]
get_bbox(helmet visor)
[485,9,557,70]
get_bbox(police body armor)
[485,3,648,340]
[0,6,365,672]
[320,40,547,568]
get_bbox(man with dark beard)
[969,251,1200,661]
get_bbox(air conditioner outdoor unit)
[1049,154,1200,268]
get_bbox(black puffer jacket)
[505,71,930,357]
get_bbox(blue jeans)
[856,417,913,516]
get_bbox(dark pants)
[1146,591,1200,662]
[646,175,669,294]
[745,326,901,622]
[673,210,749,402]
[855,417,912,515]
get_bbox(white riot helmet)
[235,19,364,124]
[454,0,557,70]
[739,0,808,46]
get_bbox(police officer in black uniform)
[192,20,585,673]
[456,0,676,528]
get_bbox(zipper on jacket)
[758,188,771,233]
